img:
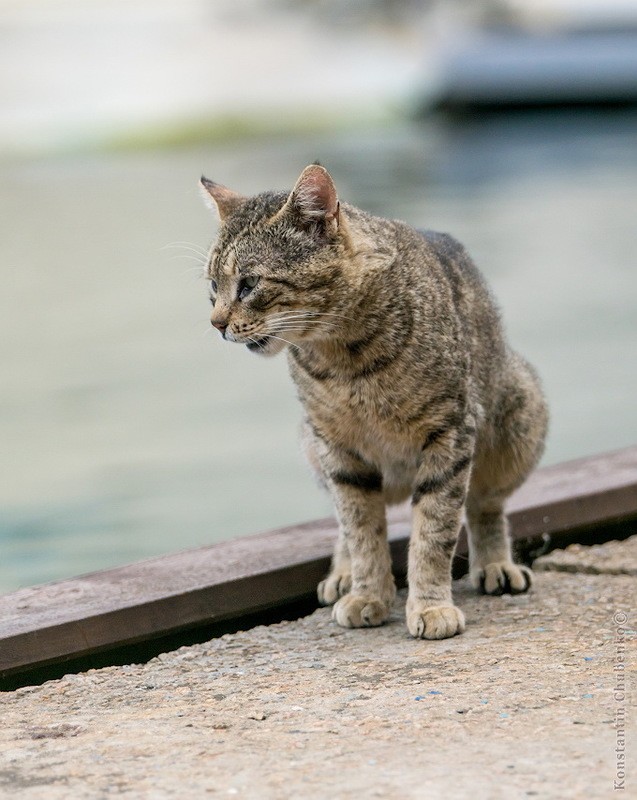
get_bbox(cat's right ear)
[199,177,245,222]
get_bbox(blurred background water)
[1,0,636,592]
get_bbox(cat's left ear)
[200,176,245,222]
[284,165,340,232]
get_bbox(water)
[1,112,637,592]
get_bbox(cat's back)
[389,220,508,403]
[394,222,495,313]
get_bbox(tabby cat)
[200,164,548,640]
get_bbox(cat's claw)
[332,594,390,628]
[406,603,465,640]
[317,571,352,605]
[473,562,532,595]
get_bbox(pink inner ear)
[316,180,338,218]
[294,166,338,220]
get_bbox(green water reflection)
[1,113,636,590]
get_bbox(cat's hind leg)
[467,353,548,594]
[465,491,532,594]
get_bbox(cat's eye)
[209,279,218,294]
[238,275,259,300]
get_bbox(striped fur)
[201,165,548,639]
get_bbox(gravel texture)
[1,539,635,799]
[535,534,637,575]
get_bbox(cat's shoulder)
[412,227,489,291]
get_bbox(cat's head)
[200,165,346,356]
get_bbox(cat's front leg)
[322,467,395,628]
[406,450,473,640]
[317,529,352,605]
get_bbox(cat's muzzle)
[245,336,271,353]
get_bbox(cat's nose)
[211,319,228,336]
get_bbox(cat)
[200,164,548,640]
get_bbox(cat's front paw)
[317,570,352,605]
[472,562,532,595]
[332,594,391,628]
[406,601,465,640]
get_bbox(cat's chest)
[297,370,391,418]
[295,371,410,451]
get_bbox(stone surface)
[535,534,637,575]
[0,542,635,799]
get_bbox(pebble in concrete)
[535,534,637,575]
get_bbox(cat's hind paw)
[332,594,390,628]
[473,562,532,595]
[317,571,352,606]
[406,602,465,640]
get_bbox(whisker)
[269,309,353,319]
[270,314,336,322]
[265,317,335,328]
[270,320,337,329]
[268,329,333,339]
[245,332,303,352]
[267,318,332,328]
[247,329,305,351]
[268,310,355,323]
[267,310,325,318]
[266,333,301,349]
[268,321,335,330]
[162,241,209,257]
[169,254,206,264]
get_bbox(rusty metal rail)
[1,446,636,687]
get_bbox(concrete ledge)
[1,542,634,798]
[1,446,636,682]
